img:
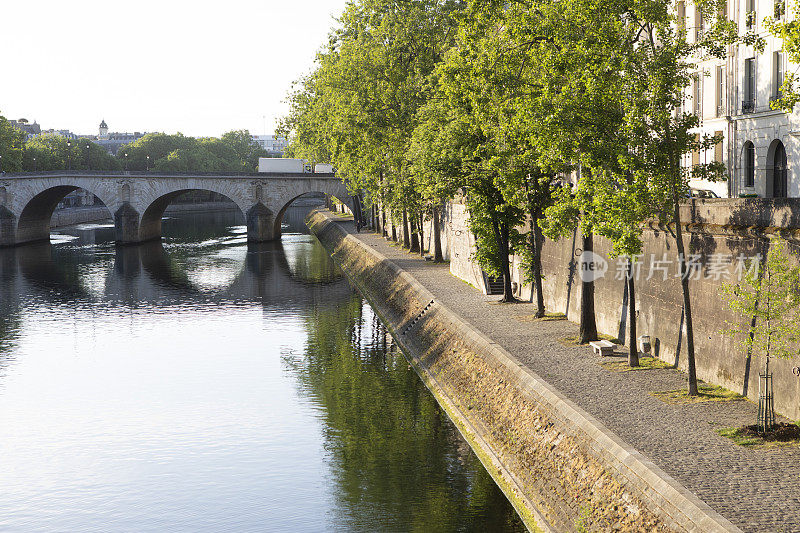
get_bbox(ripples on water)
[0,207,524,532]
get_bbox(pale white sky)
[1,0,349,138]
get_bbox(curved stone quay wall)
[309,210,740,533]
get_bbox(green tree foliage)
[280,0,462,252]
[219,130,269,171]
[721,239,800,370]
[22,135,120,171]
[278,0,766,390]
[0,112,26,172]
[118,131,267,172]
[765,4,800,110]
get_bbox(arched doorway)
[767,140,788,198]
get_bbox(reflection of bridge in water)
[0,171,351,246]
[0,239,353,315]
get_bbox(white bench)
[589,340,616,356]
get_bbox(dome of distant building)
[99,119,107,129]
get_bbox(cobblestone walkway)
[337,221,800,533]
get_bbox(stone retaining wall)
[441,198,800,420]
[309,210,740,533]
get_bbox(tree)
[0,112,27,172]
[766,5,800,110]
[721,238,800,429]
[280,0,463,245]
[220,130,268,171]
[22,135,120,171]
[117,133,196,170]
[613,0,750,389]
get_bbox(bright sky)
[1,0,349,138]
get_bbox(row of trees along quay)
[278,0,800,400]
[0,120,273,173]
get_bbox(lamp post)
[146,155,150,171]
[124,152,128,171]
[0,154,3,173]
[32,157,36,172]
[85,144,91,171]
[66,139,72,170]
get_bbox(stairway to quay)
[310,209,800,533]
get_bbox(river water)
[0,207,524,532]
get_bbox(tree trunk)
[418,212,425,257]
[627,258,639,367]
[673,198,699,395]
[530,213,545,318]
[382,206,387,237]
[402,208,410,248]
[499,222,517,302]
[489,209,518,303]
[579,230,599,343]
[410,216,420,253]
[433,205,444,263]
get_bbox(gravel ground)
[337,220,800,533]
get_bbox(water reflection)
[292,298,525,532]
[0,207,523,532]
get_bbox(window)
[714,131,724,162]
[693,74,702,116]
[677,1,686,31]
[692,134,701,166]
[716,66,725,116]
[695,7,704,40]
[743,142,755,188]
[744,58,756,112]
[775,0,785,19]
[774,52,784,100]
[746,0,756,28]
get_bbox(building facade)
[90,120,146,155]
[252,134,288,155]
[686,0,799,198]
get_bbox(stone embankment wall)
[49,201,241,229]
[524,199,800,421]
[376,198,800,420]
[50,206,112,228]
[309,210,740,533]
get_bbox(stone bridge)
[0,171,352,246]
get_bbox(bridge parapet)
[0,172,351,246]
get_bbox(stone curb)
[310,211,742,533]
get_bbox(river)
[0,207,524,532]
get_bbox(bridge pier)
[0,206,17,247]
[247,203,277,242]
[114,203,141,244]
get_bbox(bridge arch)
[274,191,351,239]
[14,185,115,245]
[138,189,246,243]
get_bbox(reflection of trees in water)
[281,236,343,284]
[286,297,524,532]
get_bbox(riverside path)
[323,213,800,533]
